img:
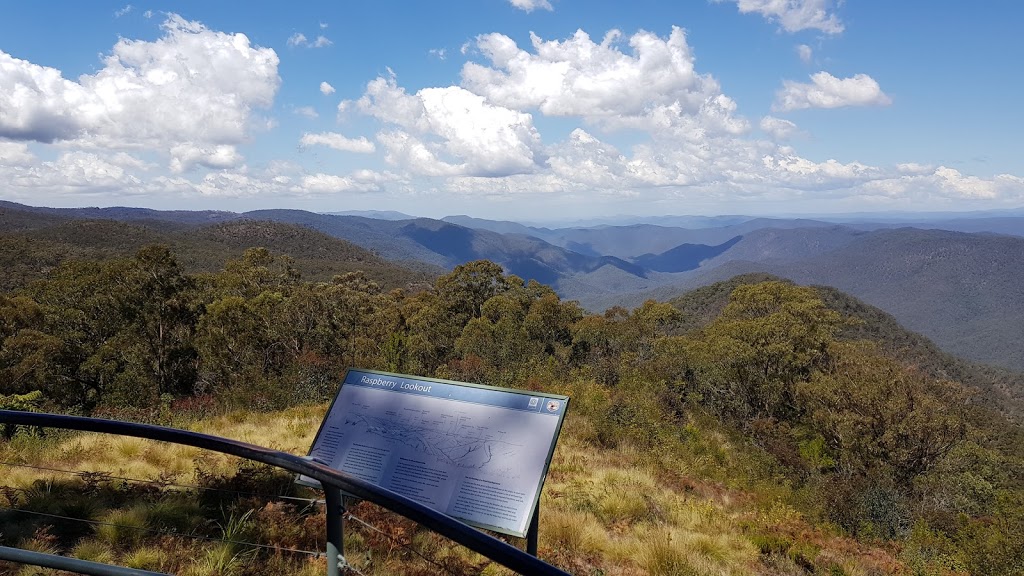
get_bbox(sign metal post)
[325,486,345,575]
[526,502,539,557]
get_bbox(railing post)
[526,502,539,557]
[325,486,345,576]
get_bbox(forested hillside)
[2,240,1023,574]
[7,201,1024,376]
[667,228,1024,371]
[0,204,439,293]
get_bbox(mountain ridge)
[5,200,1024,372]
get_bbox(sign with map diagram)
[298,369,569,537]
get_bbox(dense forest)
[2,241,1023,575]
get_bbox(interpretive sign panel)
[298,369,569,537]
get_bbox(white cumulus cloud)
[762,153,881,189]
[169,143,242,173]
[858,168,1024,203]
[299,170,396,194]
[375,130,462,177]
[0,14,279,165]
[760,116,799,140]
[288,33,332,48]
[773,72,891,111]
[461,27,748,138]
[716,0,843,34]
[5,151,143,194]
[0,141,35,166]
[320,81,335,95]
[934,167,1018,199]
[351,73,545,177]
[797,44,812,63]
[546,129,631,190]
[299,132,376,153]
[508,0,553,12]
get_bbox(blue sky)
[1,1,1022,221]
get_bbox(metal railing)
[0,410,571,576]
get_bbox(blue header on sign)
[344,370,564,416]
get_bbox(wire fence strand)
[0,505,324,557]
[0,460,472,576]
[343,509,468,576]
[0,460,324,505]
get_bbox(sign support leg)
[325,487,345,576]
[526,502,539,557]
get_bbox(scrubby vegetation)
[1,243,1023,574]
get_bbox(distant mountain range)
[3,199,1023,371]
[0,202,439,292]
[324,209,415,220]
[586,227,1024,371]
[670,273,1024,422]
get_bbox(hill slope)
[590,226,1024,372]
[721,228,1024,370]
[245,209,648,284]
[0,206,438,291]
[670,274,1024,421]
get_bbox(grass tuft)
[95,506,150,548]
[71,539,115,564]
[123,545,165,571]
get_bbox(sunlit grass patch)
[113,437,146,460]
[95,506,150,548]
[543,508,609,554]
[194,404,325,454]
[71,538,115,564]
[182,542,254,576]
[631,526,758,576]
[123,545,165,571]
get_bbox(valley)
[5,200,1021,371]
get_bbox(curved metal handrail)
[0,410,571,576]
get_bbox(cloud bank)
[0,15,1020,213]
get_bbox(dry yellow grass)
[533,413,762,575]
[0,404,326,489]
[0,400,902,575]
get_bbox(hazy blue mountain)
[390,219,645,284]
[530,214,754,228]
[0,200,237,226]
[914,217,1024,237]
[655,229,1024,371]
[572,225,1024,371]
[814,206,1024,222]
[244,209,646,286]
[442,215,549,237]
[243,210,450,265]
[323,210,416,220]
[540,218,836,258]
[631,236,742,272]
[697,226,867,269]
